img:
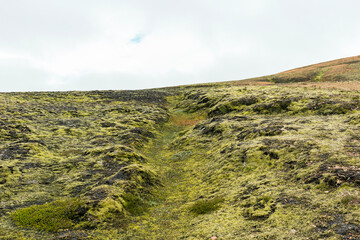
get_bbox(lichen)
[0,85,359,239]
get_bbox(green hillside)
[0,57,359,239]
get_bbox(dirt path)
[124,109,204,239]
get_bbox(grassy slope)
[0,56,359,239]
[219,55,360,88]
[275,55,360,82]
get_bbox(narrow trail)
[126,109,205,239]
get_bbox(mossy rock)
[242,195,276,220]
[189,197,224,215]
[10,199,88,232]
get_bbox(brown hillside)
[279,55,360,75]
[224,55,360,91]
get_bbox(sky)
[1,0,360,92]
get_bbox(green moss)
[1,84,359,239]
[346,113,360,125]
[313,71,324,82]
[10,199,87,232]
[189,197,224,215]
[241,195,276,220]
[123,193,150,216]
[339,191,360,205]
[89,197,126,224]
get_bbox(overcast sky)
[1,0,360,92]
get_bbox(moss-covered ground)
[0,84,359,239]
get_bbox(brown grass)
[187,55,360,92]
[222,55,360,91]
[225,79,359,91]
[285,81,360,92]
[279,55,360,75]
[221,78,273,86]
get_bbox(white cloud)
[0,0,360,91]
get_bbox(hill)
[0,56,359,239]
[223,55,360,91]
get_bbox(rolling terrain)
[225,55,360,91]
[0,56,359,239]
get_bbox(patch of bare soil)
[224,79,274,86]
